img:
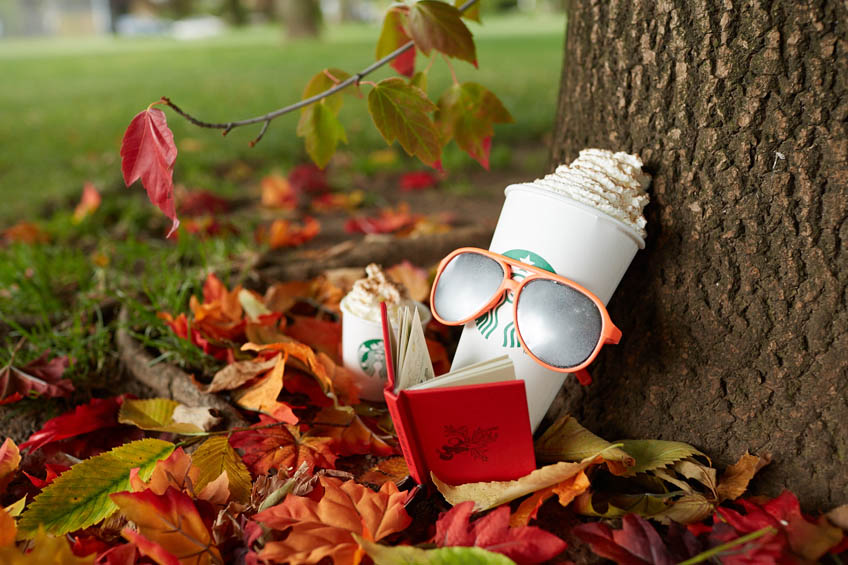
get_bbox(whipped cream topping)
[342,263,415,322]
[528,149,651,239]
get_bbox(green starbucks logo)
[475,249,555,348]
[357,338,387,379]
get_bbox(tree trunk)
[550,0,847,510]
[280,0,321,38]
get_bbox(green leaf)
[301,68,352,113]
[118,398,204,434]
[376,8,409,59]
[455,0,479,22]
[410,71,428,92]
[368,77,441,166]
[408,0,476,64]
[618,439,705,475]
[435,82,512,168]
[297,102,348,169]
[18,438,175,537]
[534,415,634,470]
[192,436,253,504]
[356,535,516,565]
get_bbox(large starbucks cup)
[451,149,650,431]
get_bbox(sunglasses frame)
[430,247,621,375]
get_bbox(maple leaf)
[0,438,21,493]
[72,182,102,223]
[377,8,416,77]
[0,351,72,405]
[20,396,123,453]
[121,104,179,237]
[311,406,395,457]
[433,501,566,564]
[111,487,223,565]
[408,0,476,65]
[574,514,676,565]
[368,78,441,167]
[436,83,513,169]
[261,173,299,209]
[359,457,410,487]
[254,476,411,565]
[229,416,337,476]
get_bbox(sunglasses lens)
[516,279,602,369]
[433,253,505,322]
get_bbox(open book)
[381,303,536,485]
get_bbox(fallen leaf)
[673,459,717,496]
[828,504,848,530]
[359,536,516,565]
[191,436,253,504]
[311,406,394,457]
[232,353,287,413]
[359,457,409,487]
[230,416,337,475]
[243,342,334,394]
[0,438,20,493]
[433,501,566,563]
[131,447,195,495]
[171,405,221,432]
[258,217,321,249]
[118,398,205,434]
[261,173,298,209]
[433,455,601,512]
[386,261,430,303]
[289,163,331,194]
[534,415,634,473]
[716,451,771,502]
[0,351,72,405]
[121,530,179,565]
[254,476,411,564]
[2,221,50,244]
[202,356,280,393]
[24,463,69,489]
[345,203,419,234]
[20,396,124,453]
[72,182,102,223]
[617,439,705,475]
[0,528,94,564]
[510,470,590,527]
[5,496,26,517]
[18,439,175,537]
[112,487,222,565]
[573,514,676,565]
[92,543,138,564]
[0,507,15,547]
[177,188,231,217]
[121,105,179,236]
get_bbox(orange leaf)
[243,342,334,394]
[112,487,222,565]
[261,217,321,249]
[0,507,15,547]
[315,353,360,406]
[312,406,394,457]
[261,173,298,209]
[254,476,411,565]
[232,353,288,413]
[385,261,431,303]
[229,417,337,476]
[2,222,49,245]
[131,447,198,495]
[509,470,590,527]
[359,457,410,487]
[284,316,342,363]
[72,182,102,223]
[0,438,21,493]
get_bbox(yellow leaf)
[0,438,21,493]
[432,455,601,512]
[191,436,253,504]
[534,415,634,473]
[0,528,93,564]
[716,451,771,502]
[5,496,26,517]
[118,398,207,434]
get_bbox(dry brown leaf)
[359,457,410,487]
[171,404,221,431]
[233,353,287,413]
[433,455,601,512]
[673,459,717,496]
[202,356,280,393]
[827,504,848,530]
[716,451,771,502]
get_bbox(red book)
[380,303,536,485]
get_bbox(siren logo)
[357,339,387,379]
[474,249,555,348]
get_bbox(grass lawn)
[0,11,566,220]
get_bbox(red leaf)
[289,163,330,194]
[121,105,179,237]
[95,543,138,565]
[433,501,567,564]
[283,316,342,364]
[399,170,438,191]
[392,46,416,77]
[20,396,124,453]
[229,416,337,475]
[178,189,231,216]
[23,463,70,489]
[0,351,72,404]
[573,514,675,565]
[345,203,419,234]
[70,535,111,558]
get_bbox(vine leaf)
[112,487,222,565]
[191,436,253,504]
[17,439,176,537]
[121,105,179,237]
[297,102,347,169]
[408,0,476,65]
[436,82,513,169]
[455,0,479,22]
[368,77,441,167]
[117,398,206,434]
[377,8,416,77]
[253,476,411,564]
[229,415,337,475]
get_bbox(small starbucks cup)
[452,152,649,431]
[340,297,431,401]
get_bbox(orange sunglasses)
[429,248,621,385]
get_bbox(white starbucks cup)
[451,183,646,431]
[340,298,431,401]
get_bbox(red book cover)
[380,303,536,485]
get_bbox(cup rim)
[504,183,646,249]
[340,297,432,327]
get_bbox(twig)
[676,526,777,565]
[160,0,478,144]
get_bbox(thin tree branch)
[160,0,478,144]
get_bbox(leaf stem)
[676,526,777,565]
[160,0,478,145]
[443,54,459,85]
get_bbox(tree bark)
[550,0,847,510]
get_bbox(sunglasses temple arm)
[573,368,592,386]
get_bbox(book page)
[409,356,515,391]
[395,307,435,391]
[396,306,410,377]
